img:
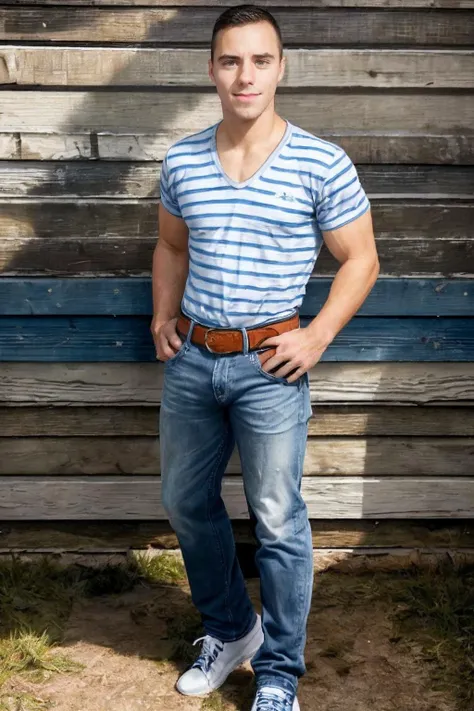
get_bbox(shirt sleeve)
[316,149,370,231]
[159,151,182,218]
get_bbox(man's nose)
[238,60,256,85]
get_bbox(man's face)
[209,21,285,122]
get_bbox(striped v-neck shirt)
[160,120,370,329]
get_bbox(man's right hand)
[151,316,184,361]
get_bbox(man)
[151,5,379,710]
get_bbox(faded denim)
[160,317,314,696]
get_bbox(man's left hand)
[259,327,329,384]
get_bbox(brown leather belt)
[176,312,300,355]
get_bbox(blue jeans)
[160,318,314,696]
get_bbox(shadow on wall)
[1,7,218,279]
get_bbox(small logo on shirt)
[275,191,297,202]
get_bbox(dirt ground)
[1,566,463,711]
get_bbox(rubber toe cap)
[176,667,210,696]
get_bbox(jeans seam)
[298,372,312,423]
[293,423,308,537]
[292,423,311,646]
[294,529,310,646]
[206,426,235,636]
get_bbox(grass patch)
[0,630,83,686]
[199,679,257,710]
[383,562,474,711]
[0,552,186,700]
[72,552,187,596]
[0,556,80,641]
[165,609,204,665]
[201,692,226,711]
[0,553,186,634]
[0,556,87,703]
[72,562,140,597]
[133,552,187,585]
[317,561,474,710]
[0,690,53,711]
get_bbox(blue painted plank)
[0,316,472,362]
[0,277,473,317]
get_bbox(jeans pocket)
[250,350,289,384]
[164,341,188,367]
[251,349,306,387]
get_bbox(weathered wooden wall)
[0,0,473,556]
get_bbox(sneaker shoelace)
[191,635,224,674]
[256,688,294,711]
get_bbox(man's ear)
[277,55,286,84]
[208,58,216,85]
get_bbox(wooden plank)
[2,405,473,437]
[0,133,18,159]
[0,162,156,198]
[19,134,94,161]
[2,278,472,317]
[2,48,473,89]
[2,1,473,8]
[308,406,474,436]
[2,235,473,277]
[2,519,473,551]
[0,476,472,520]
[372,203,474,239]
[0,162,472,199]
[2,8,473,46]
[324,134,474,166]
[0,134,93,161]
[327,134,474,166]
[1,91,472,135]
[0,200,156,241]
[1,436,473,476]
[1,315,473,362]
[1,362,473,406]
[3,132,472,165]
[1,201,471,241]
[97,133,474,166]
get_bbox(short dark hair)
[211,4,283,61]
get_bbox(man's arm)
[306,208,379,349]
[150,203,189,361]
[261,208,379,382]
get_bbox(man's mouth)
[234,93,260,101]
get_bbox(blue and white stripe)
[160,121,370,328]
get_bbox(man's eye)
[256,60,270,67]
[223,60,236,66]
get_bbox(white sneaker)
[251,686,300,711]
[176,614,264,696]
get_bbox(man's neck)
[218,109,286,153]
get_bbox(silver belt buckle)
[204,328,217,353]
[204,328,239,355]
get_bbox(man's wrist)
[151,315,177,334]
[152,313,178,324]
[305,317,336,350]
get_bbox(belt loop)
[241,327,249,355]
[184,317,195,346]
